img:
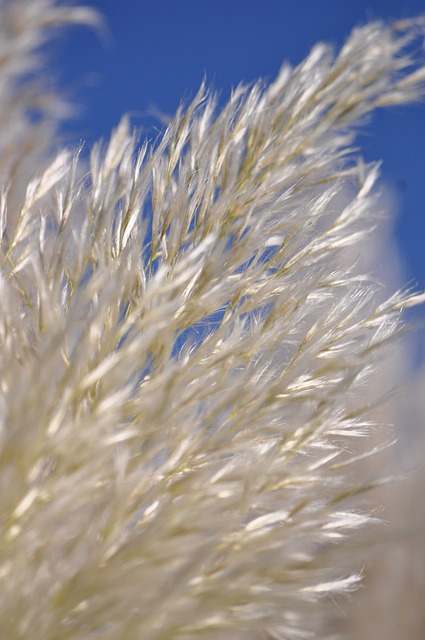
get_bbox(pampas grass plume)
[0,3,424,638]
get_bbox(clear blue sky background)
[53,0,424,297]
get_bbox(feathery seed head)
[0,4,424,638]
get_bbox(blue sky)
[54,0,424,296]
